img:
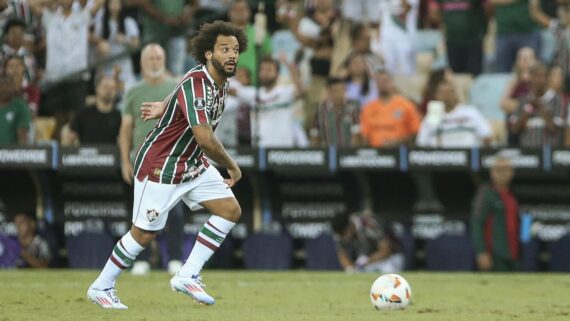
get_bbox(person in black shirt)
[61,76,121,145]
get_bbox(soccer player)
[87,21,248,309]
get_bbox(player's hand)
[476,253,493,271]
[141,101,164,121]
[121,161,134,185]
[224,166,242,188]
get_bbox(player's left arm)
[140,93,173,121]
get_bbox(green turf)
[1,271,569,321]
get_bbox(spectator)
[310,77,361,147]
[61,76,121,146]
[417,79,492,147]
[3,55,40,116]
[341,0,382,28]
[509,63,567,148]
[138,0,195,76]
[230,55,307,147]
[229,0,272,86]
[0,74,30,145]
[14,212,51,268]
[360,69,421,148]
[332,212,404,273]
[93,0,141,92]
[419,67,453,116]
[492,0,539,72]
[344,53,378,109]
[379,0,419,75]
[428,0,489,75]
[0,18,36,83]
[471,154,519,271]
[289,0,339,131]
[119,44,177,185]
[338,23,384,77]
[31,0,105,139]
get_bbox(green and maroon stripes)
[109,240,135,270]
[196,220,227,251]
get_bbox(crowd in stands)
[0,0,569,149]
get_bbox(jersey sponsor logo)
[194,97,206,110]
[146,209,160,222]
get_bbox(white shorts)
[132,166,235,231]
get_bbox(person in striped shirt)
[88,21,248,309]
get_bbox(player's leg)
[88,178,178,309]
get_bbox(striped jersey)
[134,65,229,184]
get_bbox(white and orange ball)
[370,274,412,310]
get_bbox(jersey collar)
[202,64,222,90]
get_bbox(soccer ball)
[370,274,412,310]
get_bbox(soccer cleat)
[170,274,215,305]
[87,287,128,309]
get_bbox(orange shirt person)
[360,70,421,147]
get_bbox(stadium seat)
[66,232,115,269]
[424,234,475,271]
[304,233,341,270]
[469,73,512,121]
[242,232,293,270]
[548,234,570,272]
[0,234,20,268]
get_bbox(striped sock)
[178,216,235,277]
[91,232,145,289]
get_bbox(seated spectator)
[509,63,567,148]
[4,55,40,116]
[231,55,307,147]
[93,0,141,92]
[344,53,379,109]
[360,69,421,147]
[492,0,540,72]
[61,76,121,146]
[310,77,361,147]
[417,79,492,147]
[0,18,36,83]
[419,67,454,116]
[14,212,51,268]
[428,0,489,75]
[379,0,419,75]
[471,154,519,271]
[332,212,404,273]
[0,74,30,145]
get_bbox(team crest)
[194,97,206,110]
[146,209,160,222]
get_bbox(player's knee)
[130,226,157,247]
[227,203,241,222]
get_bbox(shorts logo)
[194,97,206,110]
[146,209,160,222]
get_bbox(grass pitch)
[1,271,569,321]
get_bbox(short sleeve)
[124,17,140,38]
[178,78,209,126]
[120,90,134,116]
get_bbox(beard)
[211,57,236,78]
[260,77,277,88]
[145,67,165,79]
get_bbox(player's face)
[258,61,278,87]
[490,158,514,187]
[210,35,240,78]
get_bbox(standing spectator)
[332,212,404,273]
[231,55,307,147]
[492,0,539,72]
[338,23,384,77]
[119,43,177,185]
[93,0,141,91]
[31,0,105,138]
[428,0,488,75]
[138,0,195,76]
[228,0,272,86]
[0,74,30,145]
[416,79,492,147]
[310,77,361,147]
[14,211,51,268]
[0,18,36,83]
[118,44,180,275]
[509,63,567,148]
[289,0,339,131]
[3,55,40,116]
[471,154,519,271]
[360,69,421,148]
[379,0,419,75]
[345,53,378,110]
[61,76,121,146]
